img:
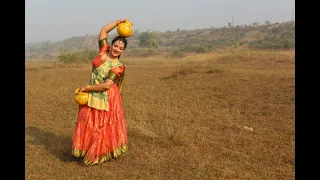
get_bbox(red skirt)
[71,84,128,165]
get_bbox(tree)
[139,31,160,48]
[252,21,260,25]
[265,20,271,25]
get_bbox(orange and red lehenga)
[71,38,128,165]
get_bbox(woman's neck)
[107,52,118,61]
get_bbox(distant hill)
[25,21,295,60]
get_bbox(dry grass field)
[25,48,295,180]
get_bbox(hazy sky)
[25,0,295,43]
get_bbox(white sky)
[25,0,295,43]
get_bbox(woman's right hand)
[116,19,127,25]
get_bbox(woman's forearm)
[101,20,120,34]
[99,20,121,40]
[85,80,113,92]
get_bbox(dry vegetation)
[25,48,295,180]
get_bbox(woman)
[71,19,129,166]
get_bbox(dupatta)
[87,53,124,111]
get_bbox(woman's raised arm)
[99,19,127,41]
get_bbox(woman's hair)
[111,36,128,59]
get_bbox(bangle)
[85,85,91,92]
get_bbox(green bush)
[249,32,294,50]
[171,49,186,58]
[57,49,98,64]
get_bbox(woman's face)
[110,40,125,57]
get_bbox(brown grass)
[25,48,295,180]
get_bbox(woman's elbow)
[103,83,113,90]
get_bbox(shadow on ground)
[25,126,82,163]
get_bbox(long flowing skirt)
[71,84,128,165]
